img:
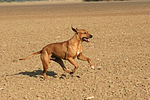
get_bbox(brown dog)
[19,27,94,79]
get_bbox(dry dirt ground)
[0,1,150,100]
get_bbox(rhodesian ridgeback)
[19,27,94,79]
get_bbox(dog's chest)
[76,43,83,55]
[67,41,82,58]
[77,51,81,56]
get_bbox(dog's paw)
[91,66,94,69]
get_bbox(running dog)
[19,27,94,79]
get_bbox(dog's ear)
[72,27,79,33]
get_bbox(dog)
[19,27,94,79]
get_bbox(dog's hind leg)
[41,52,51,79]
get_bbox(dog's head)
[72,27,93,42]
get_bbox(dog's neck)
[69,33,82,45]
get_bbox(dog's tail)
[19,50,42,60]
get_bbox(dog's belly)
[52,51,66,59]
[48,42,67,59]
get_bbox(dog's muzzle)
[82,34,93,42]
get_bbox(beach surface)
[0,0,150,99]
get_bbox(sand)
[0,0,150,99]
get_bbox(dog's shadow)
[14,70,57,79]
[12,58,81,79]
[12,70,81,79]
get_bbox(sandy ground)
[0,1,150,100]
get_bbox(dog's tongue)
[85,38,90,42]
[83,37,90,42]
[87,39,90,42]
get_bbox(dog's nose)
[90,34,93,38]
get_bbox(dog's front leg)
[67,58,79,74]
[77,53,94,69]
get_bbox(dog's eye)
[84,32,86,34]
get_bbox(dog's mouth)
[82,37,90,42]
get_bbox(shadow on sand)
[11,70,57,78]
[10,70,81,79]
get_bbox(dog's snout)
[90,34,93,38]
